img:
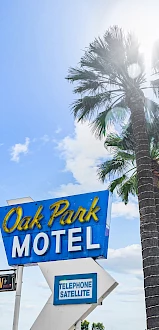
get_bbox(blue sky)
[1,0,159,329]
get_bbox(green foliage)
[81,320,90,330]
[117,174,138,204]
[98,119,159,204]
[92,322,105,330]
[81,320,105,330]
[92,101,128,139]
[67,26,159,140]
[72,93,111,122]
[67,25,159,146]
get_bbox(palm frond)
[119,122,135,150]
[98,108,159,204]
[72,93,111,121]
[114,150,135,162]
[81,29,125,82]
[108,170,137,204]
[104,133,124,149]
[108,175,126,192]
[80,50,113,77]
[144,100,159,145]
[67,68,99,82]
[98,155,132,182]
[67,26,147,141]
[91,108,111,138]
[105,100,128,127]
[118,174,137,204]
[80,26,141,88]
[73,81,103,94]
[145,98,159,119]
[91,97,127,139]
[150,142,159,160]
[150,80,159,98]
[104,126,134,153]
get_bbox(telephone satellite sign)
[0,190,111,266]
[54,273,97,305]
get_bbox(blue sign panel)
[0,190,111,266]
[54,273,97,305]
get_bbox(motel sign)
[0,190,111,266]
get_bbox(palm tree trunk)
[129,90,159,330]
[152,162,159,242]
[154,186,159,240]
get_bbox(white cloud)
[50,121,114,197]
[40,134,50,143]
[32,137,38,143]
[55,127,62,134]
[32,135,50,144]
[50,121,139,222]
[116,286,144,296]
[10,137,30,163]
[100,244,142,276]
[112,201,139,219]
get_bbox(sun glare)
[137,26,158,70]
[128,63,141,79]
[127,14,158,71]
[113,2,159,72]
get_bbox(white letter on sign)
[33,232,49,256]
[12,234,30,258]
[86,226,100,250]
[68,227,82,252]
[51,230,66,253]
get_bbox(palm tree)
[98,120,159,241]
[98,120,159,200]
[67,26,159,329]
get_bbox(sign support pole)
[12,265,23,330]
[75,320,81,330]
[6,198,34,330]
